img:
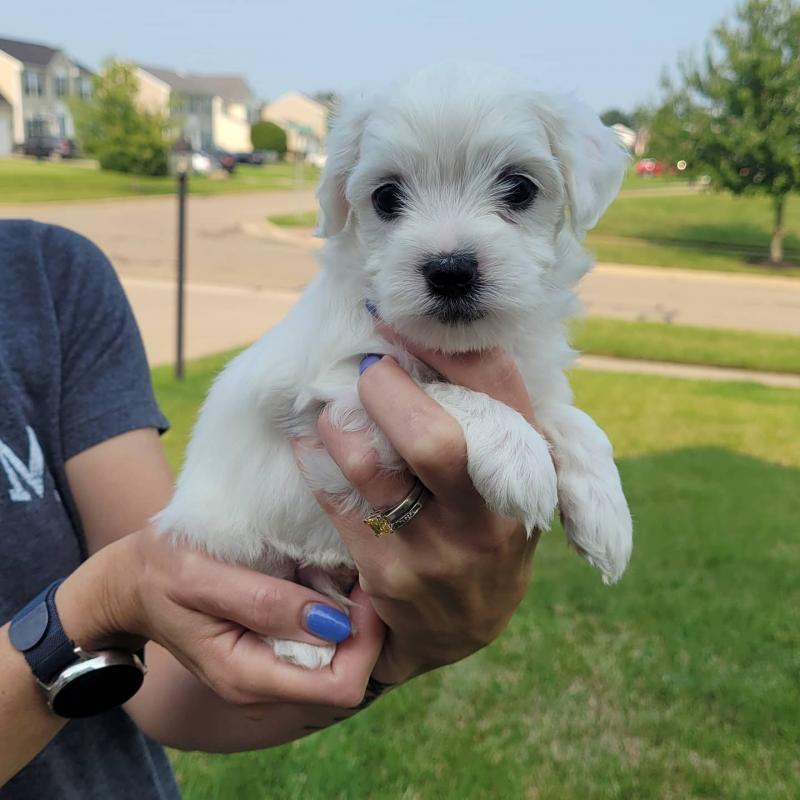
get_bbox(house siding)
[0,45,92,149]
[135,65,257,152]
[20,52,79,140]
[0,50,23,146]
[212,98,251,152]
[262,92,327,156]
[134,68,170,116]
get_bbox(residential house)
[261,91,328,158]
[0,36,93,155]
[134,64,259,153]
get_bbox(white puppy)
[155,65,633,669]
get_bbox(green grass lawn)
[151,351,800,800]
[268,210,318,228]
[0,158,320,202]
[588,187,800,276]
[266,181,800,277]
[572,317,800,375]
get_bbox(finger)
[211,584,385,708]
[315,410,417,511]
[177,552,352,645]
[356,357,475,501]
[374,321,535,425]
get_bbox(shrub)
[251,121,287,156]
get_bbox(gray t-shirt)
[0,220,180,799]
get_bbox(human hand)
[302,336,542,685]
[54,526,385,709]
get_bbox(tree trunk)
[770,195,785,265]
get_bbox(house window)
[23,70,45,97]
[189,95,211,114]
[55,75,69,97]
[57,115,67,138]
[25,117,48,138]
[171,94,187,114]
[77,76,91,99]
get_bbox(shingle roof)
[137,64,254,103]
[0,36,59,66]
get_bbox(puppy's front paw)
[471,418,559,535]
[558,471,632,584]
[265,637,336,669]
[424,383,558,534]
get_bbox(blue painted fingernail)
[305,604,352,643]
[359,353,383,375]
[365,300,379,318]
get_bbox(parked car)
[191,151,214,175]
[23,136,59,159]
[305,152,327,168]
[635,158,664,176]
[21,136,79,159]
[235,151,265,165]
[53,138,79,159]
[208,148,237,173]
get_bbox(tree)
[651,0,800,264]
[251,121,287,156]
[600,109,633,128]
[72,60,168,177]
[311,90,338,110]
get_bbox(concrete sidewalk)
[123,277,299,364]
[576,354,800,389]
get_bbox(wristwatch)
[8,579,146,718]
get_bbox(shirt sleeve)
[40,224,169,461]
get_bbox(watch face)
[51,662,144,718]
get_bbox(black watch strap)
[9,579,78,684]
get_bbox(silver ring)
[363,479,429,537]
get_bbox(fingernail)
[359,353,383,375]
[304,604,352,643]
[365,300,379,318]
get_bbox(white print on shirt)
[0,426,45,502]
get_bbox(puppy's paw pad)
[265,637,335,669]
[559,476,633,584]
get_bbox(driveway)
[3,191,799,366]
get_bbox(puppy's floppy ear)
[535,94,628,237]
[315,94,374,238]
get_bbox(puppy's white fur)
[156,65,633,669]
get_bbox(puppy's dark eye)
[499,174,538,211]
[372,183,404,220]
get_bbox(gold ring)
[364,479,428,537]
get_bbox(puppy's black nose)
[421,252,480,298]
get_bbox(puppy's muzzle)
[419,250,485,325]
[420,251,480,299]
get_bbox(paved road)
[3,191,799,368]
[2,190,319,291]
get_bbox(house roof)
[137,64,254,103]
[0,36,59,66]
[266,90,327,114]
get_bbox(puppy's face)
[317,68,627,352]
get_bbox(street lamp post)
[172,139,191,381]
[175,161,188,380]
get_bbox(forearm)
[127,643,393,752]
[0,540,129,786]
[0,624,66,786]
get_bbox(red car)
[635,158,664,176]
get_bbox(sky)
[2,0,739,112]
